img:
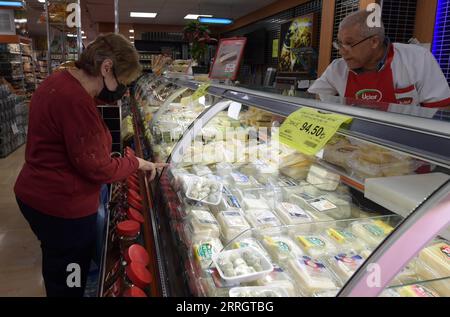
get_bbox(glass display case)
[124,75,450,297]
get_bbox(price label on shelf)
[191,83,211,101]
[279,107,353,156]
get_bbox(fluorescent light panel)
[184,14,213,20]
[129,29,134,33]
[0,1,23,7]
[198,17,233,25]
[130,12,157,18]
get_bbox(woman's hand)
[136,158,169,181]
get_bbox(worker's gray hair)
[339,10,385,42]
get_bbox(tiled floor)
[0,146,46,296]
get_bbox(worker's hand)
[136,158,169,181]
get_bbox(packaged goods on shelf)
[216,210,251,243]
[351,219,394,248]
[261,235,303,263]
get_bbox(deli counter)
[99,74,450,298]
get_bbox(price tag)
[227,101,242,120]
[11,123,19,135]
[191,83,210,101]
[279,107,352,156]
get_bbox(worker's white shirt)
[309,43,450,108]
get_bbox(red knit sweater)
[14,70,139,219]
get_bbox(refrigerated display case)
[100,75,450,297]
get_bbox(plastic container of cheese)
[326,252,366,284]
[325,227,368,252]
[192,164,213,177]
[291,233,338,258]
[261,235,303,263]
[228,172,261,190]
[212,247,274,283]
[231,237,271,260]
[306,164,340,191]
[274,202,315,226]
[351,219,394,248]
[185,210,221,242]
[254,264,299,297]
[242,197,271,211]
[185,176,223,205]
[192,237,224,269]
[287,255,339,296]
[216,210,251,243]
[245,209,282,229]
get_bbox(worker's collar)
[352,37,391,74]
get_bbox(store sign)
[209,37,247,81]
[279,107,353,155]
[66,3,81,28]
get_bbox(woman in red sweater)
[14,33,165,297]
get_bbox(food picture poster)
[278,14,317,73]
[210,38,247,81]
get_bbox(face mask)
[97,70,127,103]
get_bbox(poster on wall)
[278,13,318,76]
[209,37,247,81]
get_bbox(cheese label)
[231,172,250,184]
[373,220,394,234]
[299,256,326,270]
[281,203,311,219]
[334,253,364,268]
[440,245,450,259]
[279,107,353,155]
[310,199,337,212]
[363,223,385,237]
[327,228,356,243]
[297,236,326,249]
[195,243,214,261]
[256,211,278,225]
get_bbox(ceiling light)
[130,12,157,18]
[0,1,24,7]
[81,30,85,34]
[67,34,76,37]
[198,17,233,25]
[38,0,45,3]
[184,14,213,20]
[82,36,87,39]
[14,18,27,23]
[129,29,134,33]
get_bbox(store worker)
[309,10,450,108]
[14,33,167,297]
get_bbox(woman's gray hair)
[339,10,385,42]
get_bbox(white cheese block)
[261,235,303,263]
[418,241,450,280]
[327,252,365,284]
[325,227,368,252]
[242,198,270,211]
[287,256,338,296]
[188,210,221,239]
[293,234,338,258]
[193,237,224,269]
[245,209,282,229]
[351,220,394,248]
[306,164,340,191]
[216,210,251,243]
[274,202,315,226]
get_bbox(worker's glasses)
[333,35,376,51]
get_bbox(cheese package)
[320,194,352,220]
[228,172,260,190]
[287,256,339,296]
[240,159,279,184]
[327,252,365,284]
[179,197,210,218]
[198,276,231,297]
[280,162,311,180]
[289,193,338,223]
[418,241,450,278]
[293,233,338,258]
[323,138,359,170]
[192,164,213,177]
[306,164,340,191]
[274,202,315,226]
[395,284,440,297]
[216,210,251,243]
[254,265,298,296]
[245,209,282,229]
[193,237,224,269]
[242,198,270,211]
[415,263,450,296]
[232,237,271,260]
[326,227,368,252]
[215,162,234,176]
[351,220,394,248]
[186,210,221,241]
[261,235,303,263]
[209,191,242,215]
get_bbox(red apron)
[344,45,397,111]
